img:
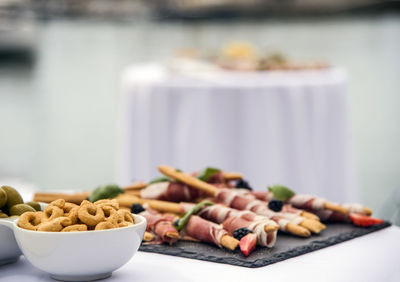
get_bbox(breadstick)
[286,223,311,237]
[33,192,90,205]
[124,181,147,192]
[364,207,372,216]
[124,190,142,197]
[299,219,326,234]
[116,194,185,214]
[166,231,180,239]
[223,172,243,181]
[158,165,217,196]
[143,231,155,242]
[300,211,320,221]
[324,202,348,215]
[221,235,240,251]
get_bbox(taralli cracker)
[102,206,119,225]
[44,205,64,221]
[62,224,88,232]
[17,199,137,232]
[49,198,66,209]
[37,217,72,232]
[117,209,134,224]
[18,211,44,231]
[95,221,116,230]
[94,199,119,210]
[63,202,78,214]
[78,202,105,226]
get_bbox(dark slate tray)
[139,221,391,268]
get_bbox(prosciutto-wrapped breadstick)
[182,215,239,250]
[234,189,320,221]
[182,203,278,247]
[140,182,207,202]
[158,165,325,236]
[139,208,180,244]
[246,189,372,218]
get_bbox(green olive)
[0,212,8,218]
[25,201,41,211]
[9,204,36,216]
[1,185,23,213]
[0,188,7,209]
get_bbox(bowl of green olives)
[0,185,43,265]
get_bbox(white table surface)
[2,226,399,282]
[118,63,357,203]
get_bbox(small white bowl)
[0,217,22,265]
[0,203,47,265]
[0,214,146,281]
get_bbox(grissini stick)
[124,190,142,197]
[222,172,243,181]
[323,202,349,215]
[33,192,90,205]
[124,181,147,192]
[158,165,315,237]
[158,165,220,196]
[116,193,185,214]
[143,231,155,242]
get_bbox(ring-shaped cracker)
[118,221,133,228]
[117,209,134,224]
[44,205,64,221]
[65,206,79,225]
[18,212,43,231]
[61,224,88,232]
[94,199,119,210]
[63,202,78,214]
[102,206,119,225]
[49,199,66,209]
[37,217,72,232]
[95,221,116,231]
[78,203,105,226]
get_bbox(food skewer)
[137,208,180,244]
[183,215,239,251]
[158,165,325,237]
[182,202,278,247]
[248,190,371,217]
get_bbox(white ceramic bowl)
[0,217,22,265]
[0,203,47,265]
[0,214,146,281]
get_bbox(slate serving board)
[139,221,391,268]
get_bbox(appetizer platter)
[31,165,390,268]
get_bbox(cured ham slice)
[183,215,229,248]
[141,182,206,202]
[181,203,278,247]
[140,209,179,244]
[215,189,304,232]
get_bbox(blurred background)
[0,0,399,222]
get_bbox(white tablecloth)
[3,226,399,282]
[118,64,356,203]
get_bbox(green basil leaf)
[176,200,214,231]
[197,167,221,182]
[89,184,124,202]
[267,185,295,202]
[148,176,171,184]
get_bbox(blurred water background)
[0,1,399,216]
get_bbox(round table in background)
[118,63,356,203]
